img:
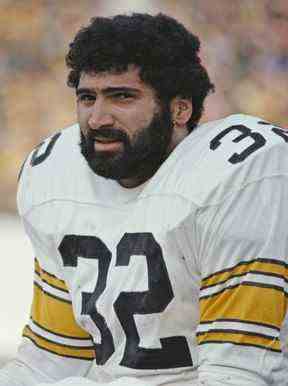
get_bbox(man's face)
[77,66,173,187]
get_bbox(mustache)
[86,127,128,142]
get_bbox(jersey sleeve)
[23,258,95,361]
[0,255,95,386]
[0,148,95,386]
[192,175,288,385]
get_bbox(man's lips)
[86,128,127,151]
[94,136,122,144]
[93,137,123,151]
[87,127,127,142]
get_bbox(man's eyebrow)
[76,87,140,96]
[102,87,140,95]
[76,88,95,96]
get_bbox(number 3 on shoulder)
[210,122,288,164]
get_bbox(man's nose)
[88,100,115,129]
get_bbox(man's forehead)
[78,66,147,90]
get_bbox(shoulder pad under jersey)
[145,114,288,206]
[17,124,85,215]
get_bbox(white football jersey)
[1,114,288,386]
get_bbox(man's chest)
[31,196,200,371]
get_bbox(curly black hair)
[66,13,215,131]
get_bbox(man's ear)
[170,97,193,127]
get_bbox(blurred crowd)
[1,0,287,212]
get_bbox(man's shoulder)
[19,123,80,171]
[17,123,86,215]
[154,114,288,206]
[187,113,288,157]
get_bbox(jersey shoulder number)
[209,114,288,164]
[17,124,79,215]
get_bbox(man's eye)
[78,94,95,103]
[113,93,134,100]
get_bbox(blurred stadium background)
[0,0,287,366]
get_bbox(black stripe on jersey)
[257,121,271,125]
[196,328,279,341]
[34,281,71,304]
[23,334,95,361]
[35,270,69,294]
[199,318,281,331]
[197,339,281,353]
[30,318,93,341]
[243,281,285,292]
[200,281,286,301]
[202,258,287,284]
[201,272,246,290]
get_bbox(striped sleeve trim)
[27,319,94,347]
[201,258,288,291]
[197,319,280,339]
[35,258,68,292]
[200,273,286,300]
[30,259,93,344]
[34,275,71,304]
[200,257,288,301]
[199,258,288,353]
[30,318,93,341]
[197,319,281,352]
[200,285,287,328]
[199,318,280,331]
[197,333,281,353]
[23,326,95,361]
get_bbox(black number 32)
[58,233,192,369]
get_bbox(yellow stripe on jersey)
[31,279,90,339]
[200,258,287,351]
[201,259,287,289]
[197,331,281,352]
[23,326,95,360]
[30,259,92,343]
[35,258,68,292]
[200,284,287,329]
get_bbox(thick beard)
[80,104,173,184]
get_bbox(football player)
[1,13,287,386]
